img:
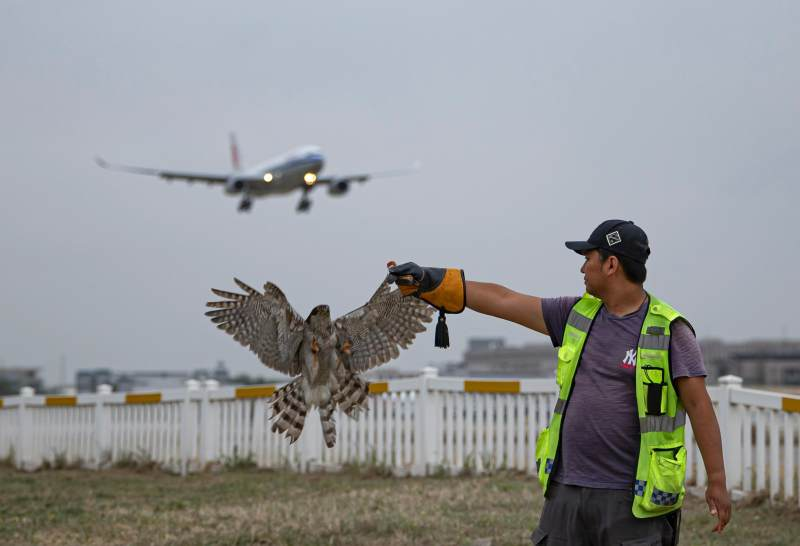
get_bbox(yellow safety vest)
[535,293,690,518]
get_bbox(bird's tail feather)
[319,400,337,448]
[270,379,307,444]
[332,372,370,419]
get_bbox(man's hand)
[386,261,465,314]
[386,261,431,296]
[706,479,731,533]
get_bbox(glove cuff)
[420,268,465,314]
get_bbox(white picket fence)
[0,372,798,504]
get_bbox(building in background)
[76,368,114,393]
[61,338,800,393]
[77,367,197,393]
[440,337,556,378]
[0,367,43,395]
[75,360,285,393]
[441,336,800,388]
[364,367,423,380]
[700,339,800,386]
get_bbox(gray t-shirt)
[541,296,706,490]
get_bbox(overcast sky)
[1,1,798,387]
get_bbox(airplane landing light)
[304,173,317,186]
[263,173,273,183]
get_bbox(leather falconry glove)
[386,261,465,348]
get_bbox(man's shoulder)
[545,295,583,308]
[647,293,697,334]
[541,296,584,322]
[541,296,583,347]
[648,294,685,321]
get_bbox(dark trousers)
[531,481,680,546]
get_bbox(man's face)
[580,249,605,295]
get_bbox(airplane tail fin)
[229,132,241,171]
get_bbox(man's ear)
[604,255,619,276]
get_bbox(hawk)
[205,276,434,447]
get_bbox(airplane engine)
[225,177,244,194]
[327,180,349,196]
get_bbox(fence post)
[16,387,34,471]
[414,367,439,476]
[180,380,200,476]
[413,374,428,476]
[94,384,112,468]
[200,379,219,468]
[299,408,322,473]
[717,375,743,490]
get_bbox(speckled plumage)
[206,277,434,447]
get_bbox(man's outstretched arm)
[387,262,549,336]
[388,262,549,336]
[465,281,548,335]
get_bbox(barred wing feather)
[205,279,305,375]
[335,280,434,371]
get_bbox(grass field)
[0,465,797,546]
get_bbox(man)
[388,219,731,545]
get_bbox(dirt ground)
[0,466,796,545]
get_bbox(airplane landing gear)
[238,197,253,212]
[296,197,312,213]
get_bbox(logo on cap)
[606,231,622,246]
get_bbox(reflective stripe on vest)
[640,411,686,433]
[639,333,669,350]
[567,309,592,332]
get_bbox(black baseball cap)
[565,219,651,264]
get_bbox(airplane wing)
[95,157,230,185]
[315,162,421,186]
[315,174,368,185]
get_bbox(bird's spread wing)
[334,278,434,371]
[206,279,305,375]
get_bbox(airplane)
[96,134,419,212]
